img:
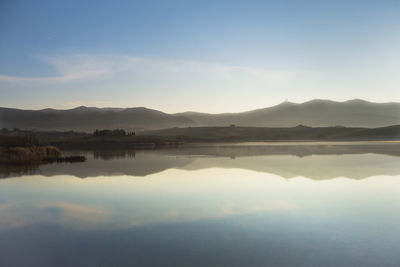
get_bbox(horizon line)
[1,98,399,115]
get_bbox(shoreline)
[0,146,86,164]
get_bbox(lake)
[1,142,400,266]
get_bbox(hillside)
[176,99,400,128]
[0,106,193,131]
[0,99,399,131]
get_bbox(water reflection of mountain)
[1,142,400,180]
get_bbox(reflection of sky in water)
[1,159,400,266]
[1,170,400,229]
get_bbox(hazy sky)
[0,0,399,113]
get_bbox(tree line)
[93,129,135,136]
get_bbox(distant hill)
[0,106,193,131]
[0,99,399,131]
[176,99,400,128]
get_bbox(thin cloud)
[123,56,306,82]
[0,54,310,87]
[0,54,112,83]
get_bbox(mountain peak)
[278,100,297,106]
[344,99,370,104]
[73,106,90,110]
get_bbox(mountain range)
[0,99,399,131]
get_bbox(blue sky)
[0,0,399,112]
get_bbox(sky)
[0,0,399,113]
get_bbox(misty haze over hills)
[0,99,399,131]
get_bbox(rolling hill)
[0,99,399,131]
[176,99,400,128]
[0,106,193,131]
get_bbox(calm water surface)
[1,142,400,266]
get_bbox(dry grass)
[0,146,61,163]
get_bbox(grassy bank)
[0,134,87,164]
[0,146,61,164]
